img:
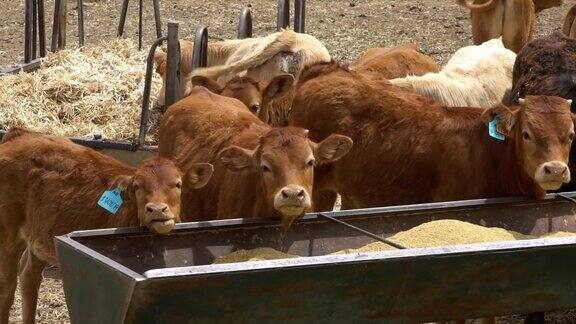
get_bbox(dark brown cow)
[349,43,440,79]
[158,87,352,227]
[291,62,574,211]
[191,74,294,125]
[0,129,213,324]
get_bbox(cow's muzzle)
[535,161,571,190]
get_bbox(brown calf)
[190,74,294,126]
[158,87,352,228]
[291,62,574,210]
[0,129,212,324]
[349,43,439,79]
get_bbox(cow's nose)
[281,187,306,200]
[544,162,568,175]
[146,203,169,214]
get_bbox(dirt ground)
[2,0,576,323]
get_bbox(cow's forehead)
[135,159,182,185]
[523,96,573,134]
[258,128,311,160]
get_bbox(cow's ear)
[263,74,294,100]
[313,134,353,165]
[218,146,256,171]
[192,76,223,94]
[108,175,134,201]
[187,163,214,189]
[481,103,519,137]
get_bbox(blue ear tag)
[98,188,124,214]
[488,116,506,141]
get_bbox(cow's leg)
[502,0,535,53]
[20,250,46,324]
[470,1,505,45]
[0,238,23,324]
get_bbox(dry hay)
[9,279,69,323]
[213,247,298,264]
[0,39,163,145]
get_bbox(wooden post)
[77,0,85,46]
[152,0,162,38]
[117,0,130,37]
[37,0,46,57]
[138,0,143,50]
[24,0,33,62]
[58,0,67,49]
[50,0,61,51]
[164,21,180,107]
[237,7,253,39]
[32,0,38,58]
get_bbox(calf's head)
[110,157,213,234]
[192,74,293,120]
[482,96,575,191]
[218,127,352,228]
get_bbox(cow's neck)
[469,122,543,198]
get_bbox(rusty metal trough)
[55,192,576,323]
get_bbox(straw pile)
[0,39,163,144]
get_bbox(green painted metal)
[55,194,576,323]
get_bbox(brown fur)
[563,4,576,39]
[291,62,574,210]
[0,129,212,324]
[350,43,440,79]
[158,87,352,227]
[190,74,295,126]
[457,0,536,53]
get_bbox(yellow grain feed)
[213,247,299,264]
[0,39,163,144]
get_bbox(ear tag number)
[98,188,123,214]
[488,116,505,141]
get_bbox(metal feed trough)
[0,0,304,166]
[55,193,576,323]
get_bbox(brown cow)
[158,87,352,228]
[190,74,294,125]
[456,0,537,53]
[349,43,440,79]
[0,129,213,324]
[291,62,574,211]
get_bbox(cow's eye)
[175,181,182,189]
[522,131,531,141]
[307,159,315,168]
[261,165,271,172]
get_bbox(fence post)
[24,0,33,62]
[58,0,67,49]
[117,0,130,37]
[277,0,289,31]
[77,0,85,46]
[38,0,46,57]
[294,0,305,33]
[152,0,162,38]
[165,21,181,107]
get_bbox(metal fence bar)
[192,26,208,69]
[237,7,253,39]
[37,0,46,57]
[32,0,38,58]
[24,0,33,62]
[294,0,305,33]
[138,36,167,147]
[277,0,290,31]
[117,0,130,37]
[152,0,162,38]
[138,0,143,50]
[164,21,181,107]
[77,0,85,46]
[57,0,67,49]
